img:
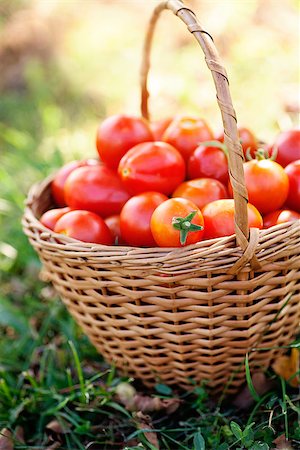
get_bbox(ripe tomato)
[231,159,289,215]
[271,129,300,167]
[64,165,130,217]
[202,199,263,240]
[162,116,214,162]
[172,178,228,210]
[216,126,258,159]
[51,159,99,207]
[40,207,71,231]
[284,160,300,212]
[96,114,153,170]
[104,215,126,245]
[120,192,167,247]
[54,210,113,245]
[118,142,185,195]
[150,198,205,247]
[150,117,173,141]
[263,209,300,228]
[188,144,229,184]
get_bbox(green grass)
[1,2,300,447]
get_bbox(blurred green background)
[0,0,299,291]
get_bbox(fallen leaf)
[46,418,71,435]
[233,372,276,409]
[135,412,159,449]
[46,442,62,450]
[0,429,13,450]
[272,348,300,388]
[116,382,181,413]
[272,434,293,449]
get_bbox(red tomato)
[202,199,263,240]
[64,165,130,217]
[150,198,205,247]
[172,178,228,210]
[51,159,99,207]
[216,126,258,159]
[118,142,185,195]
[104,215,126,245]
[284,160,300,212]
[271,129,300,167]
[150,118,173,141]
[54,210,113,245]
[263,209,300,228]
[162,116,214,162]
[40,207,71,231]
[188,144,229,184]
[120,192,167,247]
[230,159,289,215]
[96,114,153,170]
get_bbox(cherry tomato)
[54,210,113,245]
[64,165,130,217]
[104,215,127,245]
[150,117,173,141]
[271,129,300,167]
[188,144,229,184]
[216,126,258,159]
[162,116,214,162]
[118,142,185,195]
[172,178,228,210]
[202,199,263,240]
[263,209,300,228]
[96,114,153,170]
[284,160,300,212]
[120,192,168,247]
[229,159,289,215]
[40,207,71,231]
[150,197,205,247]
[51,159,99,207]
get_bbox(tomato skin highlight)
[172,178,228,210]
[202,199,263,240]
[64,165,130,218]
[96,114,153,170]
[284,160,300,212]
[272,129,300,167]
[120,192,168,247]
[162,116,214,162]
[150,197,205,247]
[54,210,113,245]
[40,207,71,231]
[118,142,186,196]
[241,159,289,215]
[188,145,229,185]
[51,159,99,207]
[263,209,300,228]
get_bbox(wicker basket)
[22,0,300,395]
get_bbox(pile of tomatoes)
[40,114,300,247]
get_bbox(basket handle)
[140,0,259,264]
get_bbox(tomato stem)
[172,211,203,245]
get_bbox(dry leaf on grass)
[272,348,300,388]
[116,382,181,413]
[0,429,13,450]
[134,412,159,450]
[272,434,294,449]
[233,372,276,409]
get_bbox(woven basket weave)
[22,0,300,395]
